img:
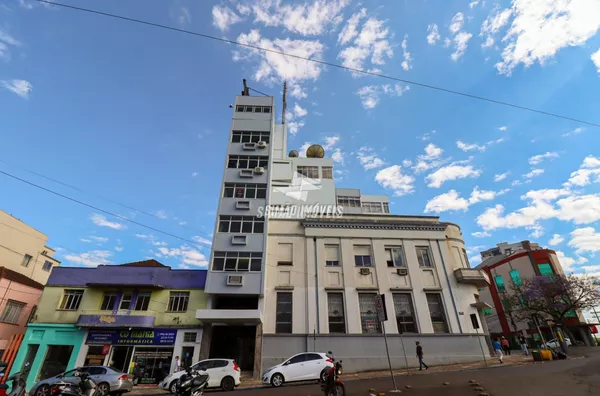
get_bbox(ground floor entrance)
[209,325,256,371]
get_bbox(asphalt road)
[231,350,600,396]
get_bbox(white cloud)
[192,236,212,247]
[157,245,209,267]
[528,151,559,165]
[593,48,600,72]
[375,165,415,196]
[469,1,480,8]
[88,236,108,243]
[578,257,589,264]
[0,30,22,47]
[154,210,168,219]
[426,162,482,188]
[424,186,508,213]
[357,146,386,170]
[115,246,124,252]
[494,172,510,182]
[472,231,491,238]
[548,234,564,246]
[90,214,126,230]
[401,35,413,71]
[293,103,308,117]
[564,155,600,187]
[469,186,509,204]
[289,82,307,99]
[422,143,443,160]
[480,8,512,47]
[287,120,305,135]
[449,12,465,34]
[482,35,495,48]
[457,140,486,152]
[427,24,440,45]
[192,172,198,177]
[80,238,92,243]
[1,80,32,98]
[212,5,242,31]
[412,143,447,173]
[171,5,191,27]
[338,10,393,75]
[64,250,112,267]
[556,250,577,273]
[322,136,340,150]
[487,137,505,145]
[135,233,152,239]
[356,84,409,109]
[331,149,344,164]
[523,168,544,179]
[418,130,436,141]
[495,0,600,75]
[451,31,473,61]
[562,127,584,137]
[556,194,600,224]
[234,29,325,86]
[151,240,168,247]
[498,126,508,131]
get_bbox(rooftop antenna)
[242,79,250,96]
[282,81,287,124]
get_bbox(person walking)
[501,336,511,355]
[493,338,504,363]
[415,341,429,371]
[172,356,182,374]
[519,334,529,356]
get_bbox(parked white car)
[262,352,334,388]
[159,359,241,392]
[543,338,572,348]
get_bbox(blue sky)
[1,0,600,279]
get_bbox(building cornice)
[302,218,447,232]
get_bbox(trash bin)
[540,349,553,361]
[532,350,543,361]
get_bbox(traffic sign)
[375,294,388,322]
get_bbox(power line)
[0,169,205,247]
[249,87,270,96]
[37,0,600,128]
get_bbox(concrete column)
[198,325,212,360]
[253,323,263,380]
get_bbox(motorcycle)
[51,370,103,396]
[7,362,30,396]
[175,366,209,396]
[320,352,345,396]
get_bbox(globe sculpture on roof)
[288,150,299,157]
[306,144,325,158]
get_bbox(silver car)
[30,366,134,396]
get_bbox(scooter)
[51,371,103,396]
[320,352,345,396]
[6,362,30,396]
[175,366,209,396]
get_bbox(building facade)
[476,241,595,346]
[10,260,207,391]
[198,84,493,377]
[0,210,60,285]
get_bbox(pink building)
[0,266,43,354]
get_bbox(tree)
[505,274,600,331]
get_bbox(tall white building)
[197,83,492,378]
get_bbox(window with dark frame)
[327,293,346,333]
[392,294,417,333]
[385,247,405,267]
[227,155,269,169]
[354,245,372,267]
[223,183,267,199]
[325,245,340,266]
[321,167,333,179]
[337,196,361,207]
[168,292,190,312]
[183,332,197,343]
[21,254,32,267]
[231,131,271,143]
[416,246,433,267]
[212,252,262,272]
[218,215,265,233]
[0,300,25,324]
[358,293,381,334]
[134,293,151,311]
[382,202,390,213]
[276,292,293,334]
[59,290,84,310]
[42,260,53,272]
[120,293,133,310]
[426,293,449,333]
[361,202,384,213]
[100,293,117,311]
[297,166,319,178]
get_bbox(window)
[462,250,470,268]
[217,216,264,233]
[327,293,346,333]
[100,293,117,310]
[502,299,512,312]
[42,261,53,272]
[385,247,405,267]
[362,202,384,213]
[231,131,270,143]
[168,292,190,312]
[234,105,271,113]
[483,307,493,316]
[212,252,262,272]
[287,354,306,365]
[236,105,244,112]
[227,155,269,169]
[383,202,390,213]
[59,290,84,310]
[183,332,197,343]
[416,247,433,267]
[325,245,340,266]
[277,243,293,266]
[538,263,554,276]
[393,294,417,333]
[358,294,381,333]
[120,293,133,310]
[337,196,361,207]
[494,275,506,292]
[134,293,151,311]
[276,292,293,334]
[21,254,32,267]
[510,269,522,286]
[297,166,318,178]
[87,367,107,375]
[0,300,25,324]
[354,245,372,267]
[223,183,267,199]
[426,293,449,333]
[321,167,333,179]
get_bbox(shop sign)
[86,329,176,345]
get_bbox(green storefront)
[9,324,87,392]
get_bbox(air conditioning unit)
[396,268,408,276]
[257,141,267,148]
[226,275,244,286]
[359,268,371,275]
[254,167,265,174]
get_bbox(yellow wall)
[35,286,207,326]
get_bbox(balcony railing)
[454,268,490,287]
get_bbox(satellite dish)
[306,144,325,158]
[289,150,299,157]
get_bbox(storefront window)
[84,346,105,366]
[21,344,39,381]
[38,345,74,381]
[131,347,174,385]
